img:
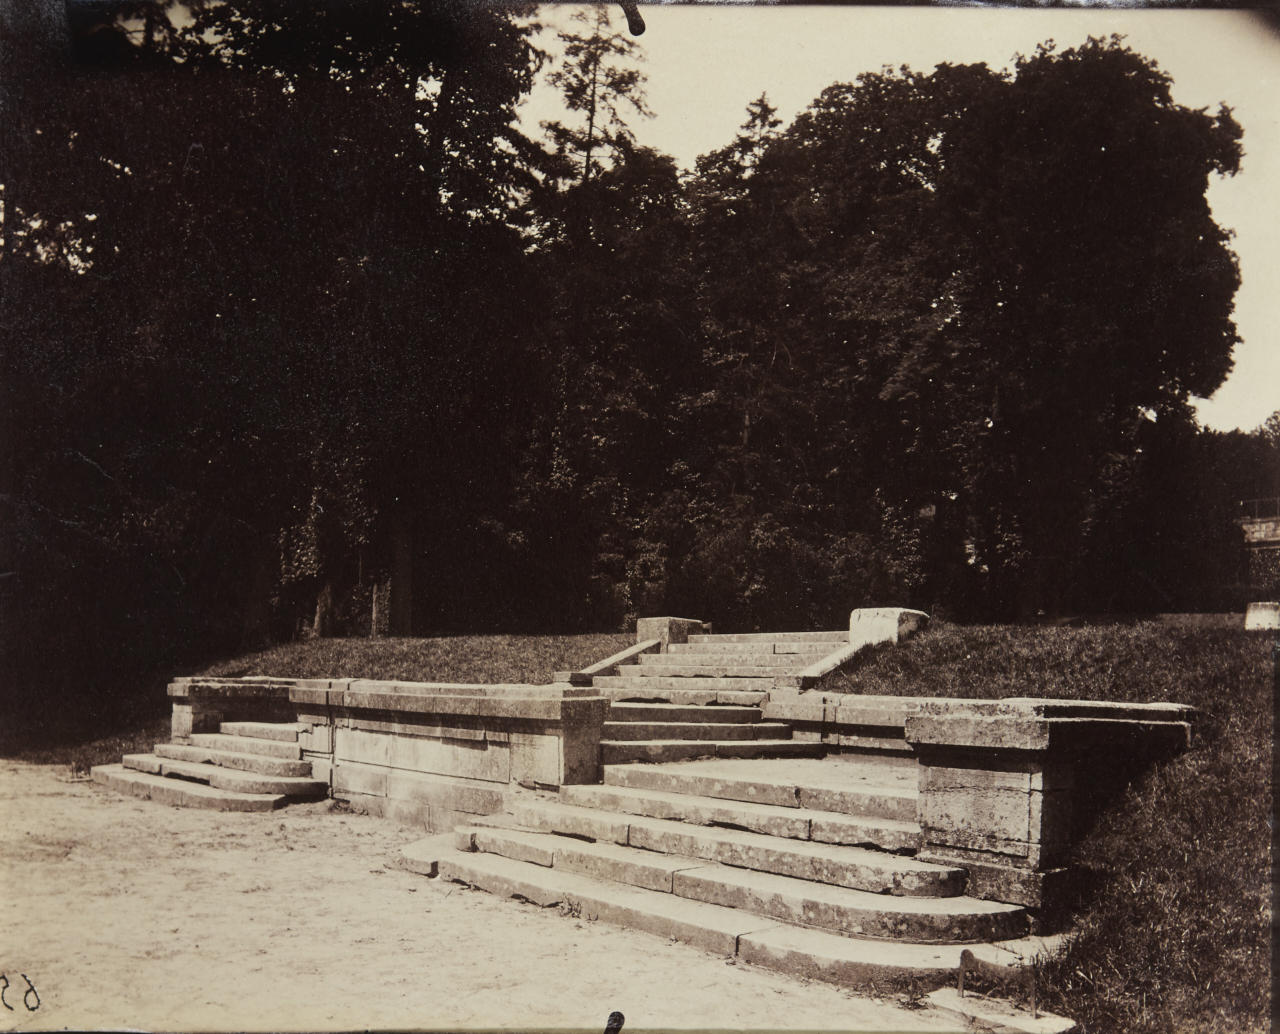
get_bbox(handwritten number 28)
[0,974,41,1011]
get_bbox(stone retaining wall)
[169,655,1199,917]
[169,676,607,831]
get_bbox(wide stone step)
[668,641,834,656]
[123,754,326,797]
[602,739,823,765]
[506,800,965,897]
[600,721,791,742]
[594,678,769,704]
[422,848,1030,990]
[458,826,1025,944]
[632,660,798,675]
[617,663,794,679]
[605,760,917,823]
[607,702,763,723]
[154,741,314,777]
[688,631,849,644]
[560,783,920,852]
[219,721,305,742]
[91,763,286,811]
[188,732,301,760]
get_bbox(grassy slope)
[196,633,635,685]
[8,633,633,770]
[830,621,1273,1034]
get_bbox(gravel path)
[0,761,959,1033]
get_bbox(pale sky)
[525,5,1279,433]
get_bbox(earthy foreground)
[1,761,964,1033]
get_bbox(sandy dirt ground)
[0,761,965,1034]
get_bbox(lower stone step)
[123,754,325,797]
[595,681,769,706]
[507,799,965,897]
[219,721,305,742]
[607,702,763,724]
[458,825,1025,943]
[601,721,792,742]
[420,847,1037,991]
[604,760,918,823]
[155,741,314,777]
[91,763,287,811]
[925,988,1078,1034]
[188,732,301,760]
[559,783,920,852]
[602,739,823,765]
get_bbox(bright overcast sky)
[524,6,1279,433]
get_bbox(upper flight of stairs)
[597,631,843,764]
[400,756,1058,996]
[92,721,327,811]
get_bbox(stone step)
[632,660,798,675]
[459,825,1024,944]
[593,678,769,704]
[123,754,326,797]
[506,799,965,897]
[154,741,314,777]
[188,732,301,760]
[925,987,1079,1034]
[560,783,920,852]
[607,702,763,723]
[604,761,917,823]
[91,763,287,811]
[601,739,824,765]
[688,631,849,644]
[600,722,792,742]
[616,663,793,679]
[219,721,305,742]
[425,847,1017,989]
[668,641,834,656]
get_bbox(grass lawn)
[829,620,1273,1034]
[9,620,1270,1032]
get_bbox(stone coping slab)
[915,697,1197,722]
[172,676,597,701]
[554,638,661,685]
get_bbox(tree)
[685,38,1242,619]
[540,4,651,187]
[0,0,549,739]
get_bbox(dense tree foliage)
[3,6,1273,740]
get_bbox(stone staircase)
[92,721,327,811]
[597,631,843,764]
[400,755,1061,995]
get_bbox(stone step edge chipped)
[123,753,326,797]
[398,843,1053,993]
[154,741,314,777]
[219,721,305,742]
[454,824,1027,944]
[559,782,921,852]
[506,799,965,897]
[91,763,288,811]
[925,988,1078,1034]
[603,763,918,822]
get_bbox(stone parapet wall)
[167,676,608,832]
[904,697,1197,916]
